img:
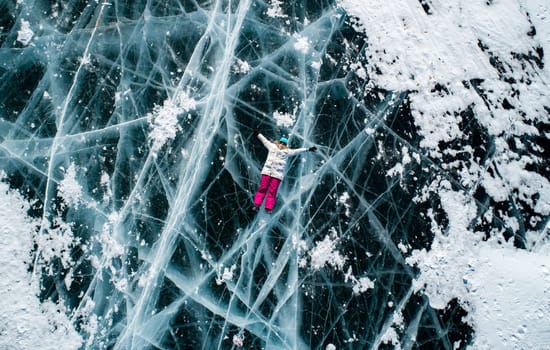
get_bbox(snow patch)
[309,228,347,271]
[407,178,550,349]
[272,110,296,128]
[293,34,310,53]
[58,163,83,209]
[266,0,285,18]
[17,19,33,45]
[148,91,196,156]
[352,276,374,295]
[216,264,237,285]
[469,246,550,349]
[36,218,79,271]
[340,0,549,164]
[0,181,82,349]
[233,58,250,74]
[337,192,351,217]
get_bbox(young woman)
[253,129,316,213]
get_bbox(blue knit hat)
[279,137,288,145]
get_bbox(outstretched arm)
[257,133,276,150]
[287,146,315,156]
[287,148,307,156]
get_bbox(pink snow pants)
[254,175,282,211]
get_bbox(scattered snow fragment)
[138,270,152,288]
[17,19,33,45]
[352,276,374,295]
[233,58,250,74]
[292,234,309,267]
[266,0,285,18]
[98,220,125,273]
[36,218,78,270]
[292,234,308,252]
[387,162,404,178]
[343,333,359,343]
[349,62,367,80]
[100,171,112,201]
[64,269,74,290]
[344,266,375,295]
[311,60,322,69]
[114,88,131,104]
[216,264,237,285]
[309,228,347,271]
[380,325,400,347]
[401,147,411,165]
[58,163,83,209]
[272,110,295,128]
[293,34,310,53]
[337,192,351,217]
[148,91,196,156]
[222,265,236,281]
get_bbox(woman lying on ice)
[253,128,316,213]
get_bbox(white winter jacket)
[258,133,308,180]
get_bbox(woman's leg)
[264,177,282,211]
[254,175,271,207]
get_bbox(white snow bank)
[468,245,550,350]
[0,181,82,350]
[407,182,550,349]
[483,155,550,215]
[339,0,547,90]
[340,0,549,154]
[340,3,550,347]
[408,230,550,349]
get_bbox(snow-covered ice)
[0,182,82,349]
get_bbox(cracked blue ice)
[1,0,549,349]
